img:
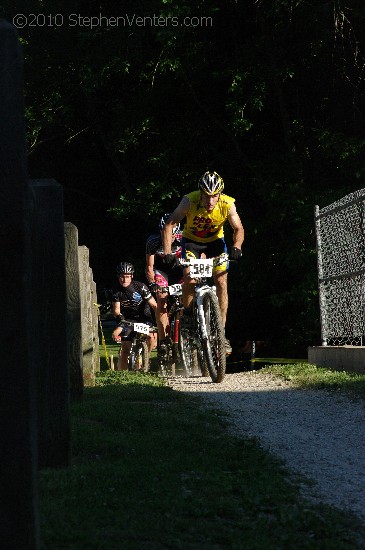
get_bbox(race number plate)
[189,258,213,278]
[133,322,150,335]
[168,283,183,296]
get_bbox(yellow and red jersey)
[182,191,235,242]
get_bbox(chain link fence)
[315,187,365,346]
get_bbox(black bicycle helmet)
[198,171,224,196]
[159,213,180,235]
[116,261,135,275]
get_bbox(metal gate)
[315,187,365,346]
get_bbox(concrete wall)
[308,346,365,374]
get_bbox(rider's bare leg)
[147,332,158,353]
[213,270,228,327]
[156,293,169,341]
[182,269,196,311]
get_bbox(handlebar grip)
[157,286,169,293]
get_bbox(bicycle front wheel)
[158,340,174,377]
[202,292,226,383]
[129,341,149,372]
[178,325,197,377]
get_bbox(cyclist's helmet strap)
[159,212,180,235]
[198,171,224,196]
[116,261,135,275]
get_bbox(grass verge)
[260,362,365,401]
[39,368,365,549]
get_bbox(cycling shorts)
[181,237,229,273]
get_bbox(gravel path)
[166,371,365,523]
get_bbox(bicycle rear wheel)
[202,291,226,383]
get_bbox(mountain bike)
[115,319,157,372]
[179,255,227,383]
[155,282,206,377]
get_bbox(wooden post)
[29,179,70,468]
[91,278,100,372]
[78,246,95,386]
[64,222,83,400]
[0,20,40,549]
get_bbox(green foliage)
[7,0,365,353]
[108,179,182,219]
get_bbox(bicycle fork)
[170,313,181,361]
[195,285,213,341]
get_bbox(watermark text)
[13,13,213,30]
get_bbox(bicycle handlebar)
[178,254,236,267]
[177,252,232,268]
[156,283,183,295]
[118,319,158,332]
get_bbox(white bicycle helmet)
[198,171,224,196]
[116,262,135,275]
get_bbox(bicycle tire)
[170,314,181,376]
[158,341,174,377]
[178,326,197,377]
[129,340,149,372]
[201,291,226,383]
[196,343,209,377]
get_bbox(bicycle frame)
[157,283,184,375]
[167,284,184,349]
[195,284,215,340]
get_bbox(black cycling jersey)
[146,232,182,273]
[112,281,153,321]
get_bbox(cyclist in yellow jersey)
[162,171,244,354]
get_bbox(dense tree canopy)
[4,0,365,355]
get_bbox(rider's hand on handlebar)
[148,281,159,293]
[163,253,176,266]
[229,247,242,261]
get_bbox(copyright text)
[13,13,213,29]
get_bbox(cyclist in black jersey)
[145,213,183,356]
[112,261,157,370]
